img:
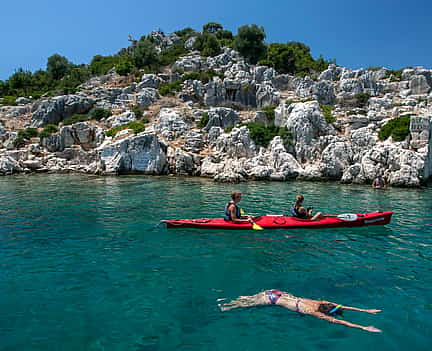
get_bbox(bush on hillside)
[158,81,183,96]
[181,69,223,84]
[62,114,89,125]
[1,96,17,106]
[39,124,58,139]
[244,122,291,148]
[89,108,112,121]
[131,36,160,71]
[354,92,370,107]
[378,115,411,142]
[115,56,134,76]
[259,42,330,76]
[261,105,276,123]
[233,25,267,64]
[193,32,221,57]
[385,69,403,82]
[13,128,39,147]
[197,112,209,128]
[106,121,146,137]
[321,104,335,124]
[47,54,72,80]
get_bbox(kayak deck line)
[165,211,393,230]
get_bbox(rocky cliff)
[1,36,431,187]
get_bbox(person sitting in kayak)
[224,190,253,224]
[219,289,382,333]
[290,195,323,220]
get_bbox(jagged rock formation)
[1,33,431,187]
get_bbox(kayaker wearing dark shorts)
[219,290,382,333]
[290,194,323,220]
[224,190,252,224]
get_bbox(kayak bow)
[165,211,393,230]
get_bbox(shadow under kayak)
[165,211,393,230]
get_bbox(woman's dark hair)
[318,303,343,316]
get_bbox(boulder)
[98,133,168,174]
[136,88,159,108]
[173,54,207,72]
[138,74,163,89]
[409,75,431,95]
[256,83,280,108]
[107,111,136,128]
[312,80,335,105]
[0,155,23,175]
[204,78,226,106]
[203,107,240,132]
[31,95,94,127]
[155,108,190,140]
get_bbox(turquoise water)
[1,175,431,351]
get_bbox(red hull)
[165,211,393,230]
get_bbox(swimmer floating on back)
[219,290,382,333]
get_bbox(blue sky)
[1,0,431,80]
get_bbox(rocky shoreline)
[1,35,431,187]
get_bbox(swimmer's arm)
[320,301,382,314]
[341,306,382,314]
[309,312,382,333]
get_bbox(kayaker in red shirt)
[219,290,382,333]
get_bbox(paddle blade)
[337,214,358,221]
[252,222,264,230]
[240,208,245,215]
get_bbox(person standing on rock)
[224,190,253,223]
[372,175,386,189]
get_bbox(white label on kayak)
[364,217,384,224]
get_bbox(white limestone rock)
[155,108,190,140]
[98,132,168,174]
[203,107,240,132]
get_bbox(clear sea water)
[1,175,431,351]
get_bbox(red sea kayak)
[165,211,393,230]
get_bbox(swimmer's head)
[318,303,343,316]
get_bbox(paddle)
[240,208,264,230]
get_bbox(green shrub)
[193,32,221,57]
[385,69,403,82]
[106,121,146,137]
[39,124,58,139]
[89,108,112,121]
[354,92,370,107]
[378,115,411,142]
[197,112,209,128]
[1,96,17,105]
[47,54,72,80]
[158,81,183,96]
[244,122,291,148]
[62,114,89,125]
[233,25,267,64]
[159,43,188,66]
[14,128,39,147]
[321,104,335,124]
[181,69,223,84]
[115,56,134,76]
[224,126,234,133]
[131,105,144,119]
[18,128,39,139]
[261,105,276,123]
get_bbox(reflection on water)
[0,174,431,351]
